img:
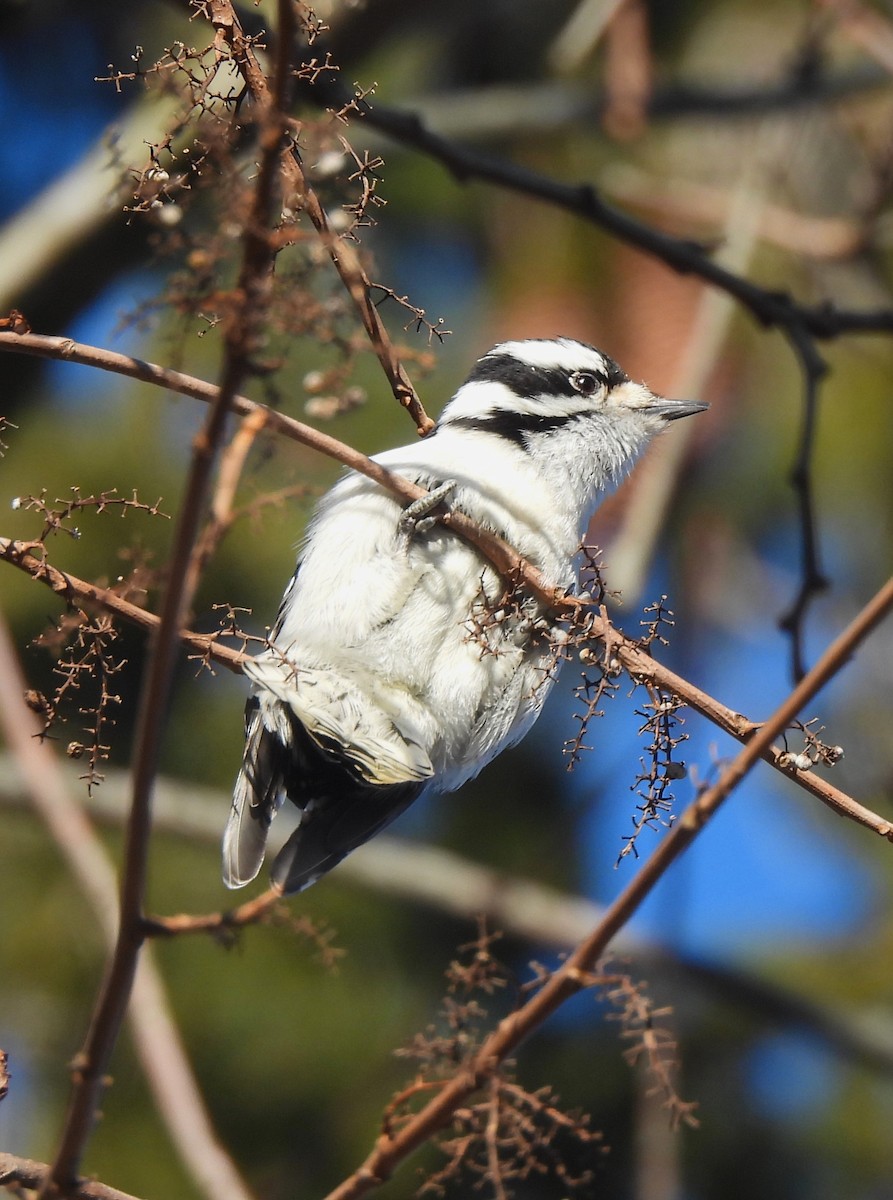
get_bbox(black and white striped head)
[438,338,706,449]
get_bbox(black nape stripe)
[445,410,581,448]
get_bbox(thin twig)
[779,336,830,679]
[587,604,893,840]
[322,576,893,1200]
[142,886,282,936]
[184,406,269,604]
[207,0,434,435]
[0,537,245,671]
[345,92,893,342]
[0,1155,144,1200]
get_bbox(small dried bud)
[342,386,367,410]
[23,689,49,714]
[302,369,327,394]
[304,387,367,421]
[303,396,341,420]
[314,150,348,178]
[327,208,352,233]
[187,248,213,272]
[826,745,845,764]
[67,742,86,759]
[155,204,181,227]
[779,751,812,772]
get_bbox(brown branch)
[347,90,893,341]
[322,575,893,1200]
[2,537,889,841]
[39,8,296,1190]
[142,885,282,937]
[0,330,424,491]
[0,1155,144,1200]
[779,338,829,680]
[4,751,893,1079]
[0,537,245,671]
[184,407,269,603]
[583,606,893,843]
[0,331,567,610]
[207,0,434,435]
[292,174,435,435]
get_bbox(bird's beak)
[648,397,710,422]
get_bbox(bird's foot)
[397,480,456,546]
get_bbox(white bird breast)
[270,452,569,793]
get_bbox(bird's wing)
[224,656,434,893]
[243,654,434,786]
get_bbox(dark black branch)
[780,338,831,681]
[346,97,893,342]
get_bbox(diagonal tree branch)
[338,91,893,342]
[2,528,889,844]
[0,331,569,611]
[0,536,244,669]
[322,575,893,1200]
[0,326,889,839]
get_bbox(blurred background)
[1,1,893,1197]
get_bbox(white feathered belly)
[263,527,562,795]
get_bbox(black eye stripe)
[437,344,632,448]
[463,351,628,401]
[463,354,580,399]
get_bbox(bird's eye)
[570,370,601,396]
